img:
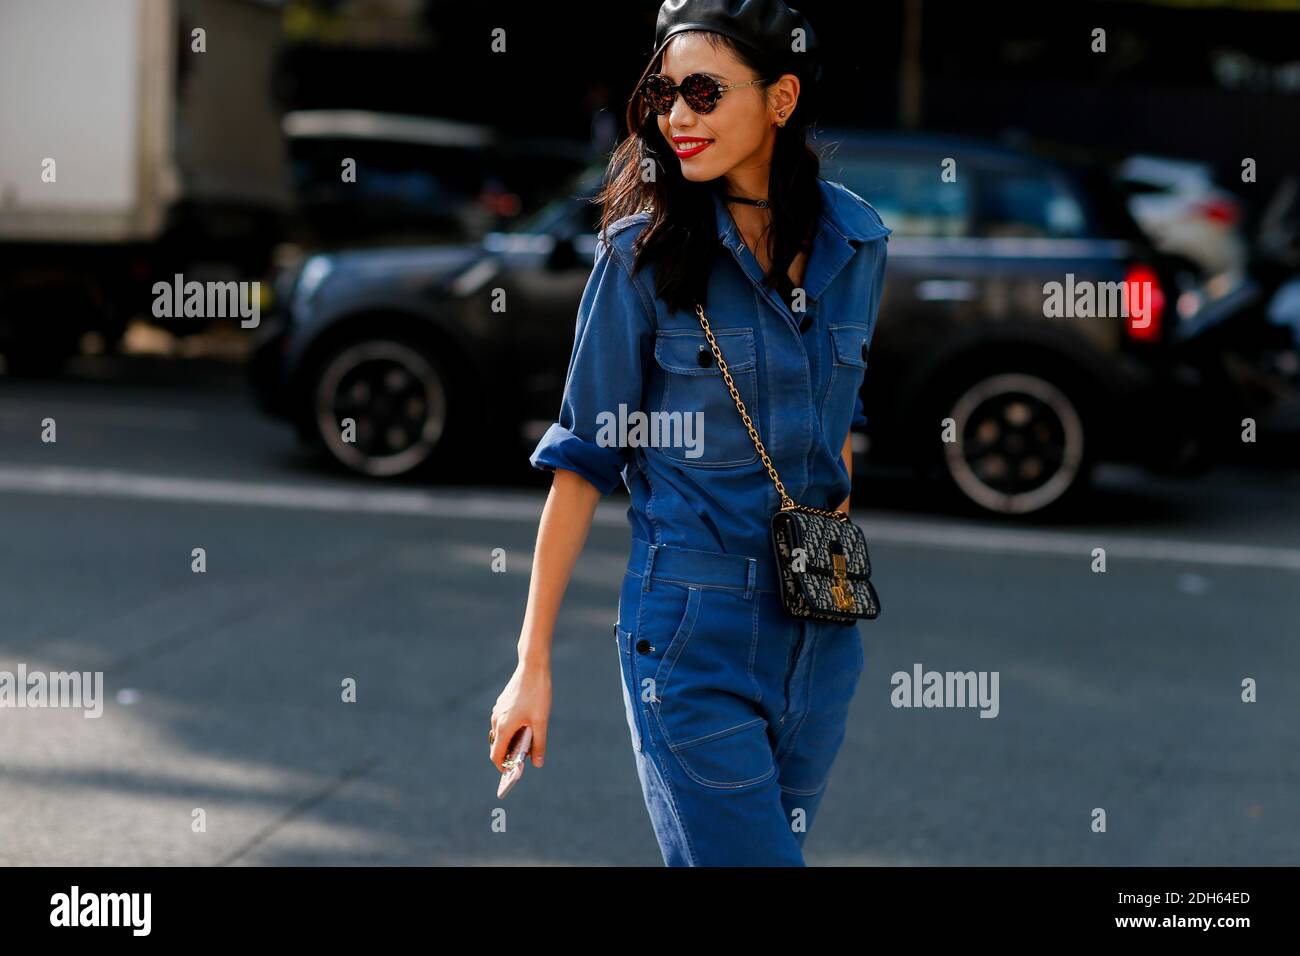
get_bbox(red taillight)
[1123,263,1164,342]
[479,189,522,218]
[1195,197,1240,227]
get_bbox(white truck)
[0,0,290,373]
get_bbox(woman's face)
[655,33,774,184]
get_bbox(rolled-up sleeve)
[529,236,654,494]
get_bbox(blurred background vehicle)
[284,109,592,246]
[0,0,291,376]
[1260,177,1300,375]
[1116,154,1248,284]
[248,164,605,479]
[823,131,1209,514]
[251,131,1286,514]
[285,110,500,245]
[1169,174,1300,436]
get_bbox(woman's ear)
[769,73,801,127]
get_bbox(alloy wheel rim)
[314,341,447,477]
[943,372,1085,514]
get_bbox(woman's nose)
[668,94,696,127]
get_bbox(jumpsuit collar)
[712,179,889,306]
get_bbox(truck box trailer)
[0,0,290,373]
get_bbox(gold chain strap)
[694,304,848,522]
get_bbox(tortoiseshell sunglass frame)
[639,72,767,115]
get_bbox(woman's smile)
[671,135,714,158]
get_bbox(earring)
[777,109,787,128]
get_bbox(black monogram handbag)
[694,305,881,625]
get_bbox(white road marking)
[0,464,545,521]
[0,404,201,430]
[855,517,1300,571]
[1,463,1299,572]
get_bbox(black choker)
[723,194,771,208]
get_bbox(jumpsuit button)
[635,638,651,654]
[696,346,713,368]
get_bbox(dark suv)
[251,131,1233,514]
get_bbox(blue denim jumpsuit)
[530,179,890,865]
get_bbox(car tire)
[2,340,77,378]
[0,289,83,378]
[934,370,1092,516]
[308,336,451,478]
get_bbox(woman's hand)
[489,657,551,771]
[487,467,601,777]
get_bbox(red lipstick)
[671,135,714,158]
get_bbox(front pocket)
[615,626,642,753]
[820,323,871,439]
[628,581,697,748]
[829,323,870,371]
[650,585,703,695]
[653,328,760,467]
[645,586,776,790]
[669,717,774,789]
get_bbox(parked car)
[1165,175,1300,443]
[285,110,593,245]
[1116,154,1248,282]
[250,161,607,479]
[251,132,1260,515]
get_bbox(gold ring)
[488,729,496,745]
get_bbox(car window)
[510,165,606,235]
[512,196,576,235]
[818,153,973,238]
[974,170,1088,238]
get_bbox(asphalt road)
[1,354,1298,865]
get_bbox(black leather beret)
[653,0,821,83]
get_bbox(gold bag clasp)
[830,551,855,611]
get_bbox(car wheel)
[940,371,1089,515]
[310,337,449,477]
[0,289,83,378]
[2,340,77,378]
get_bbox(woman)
[488,0,890,866]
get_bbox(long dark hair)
[596,31,823,314]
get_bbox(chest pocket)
[653,328,760,467]
[821,323,871,435]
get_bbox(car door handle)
[915,279,977,302]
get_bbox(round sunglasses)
[639,72,767,116]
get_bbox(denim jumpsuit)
[530,179,890,866]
